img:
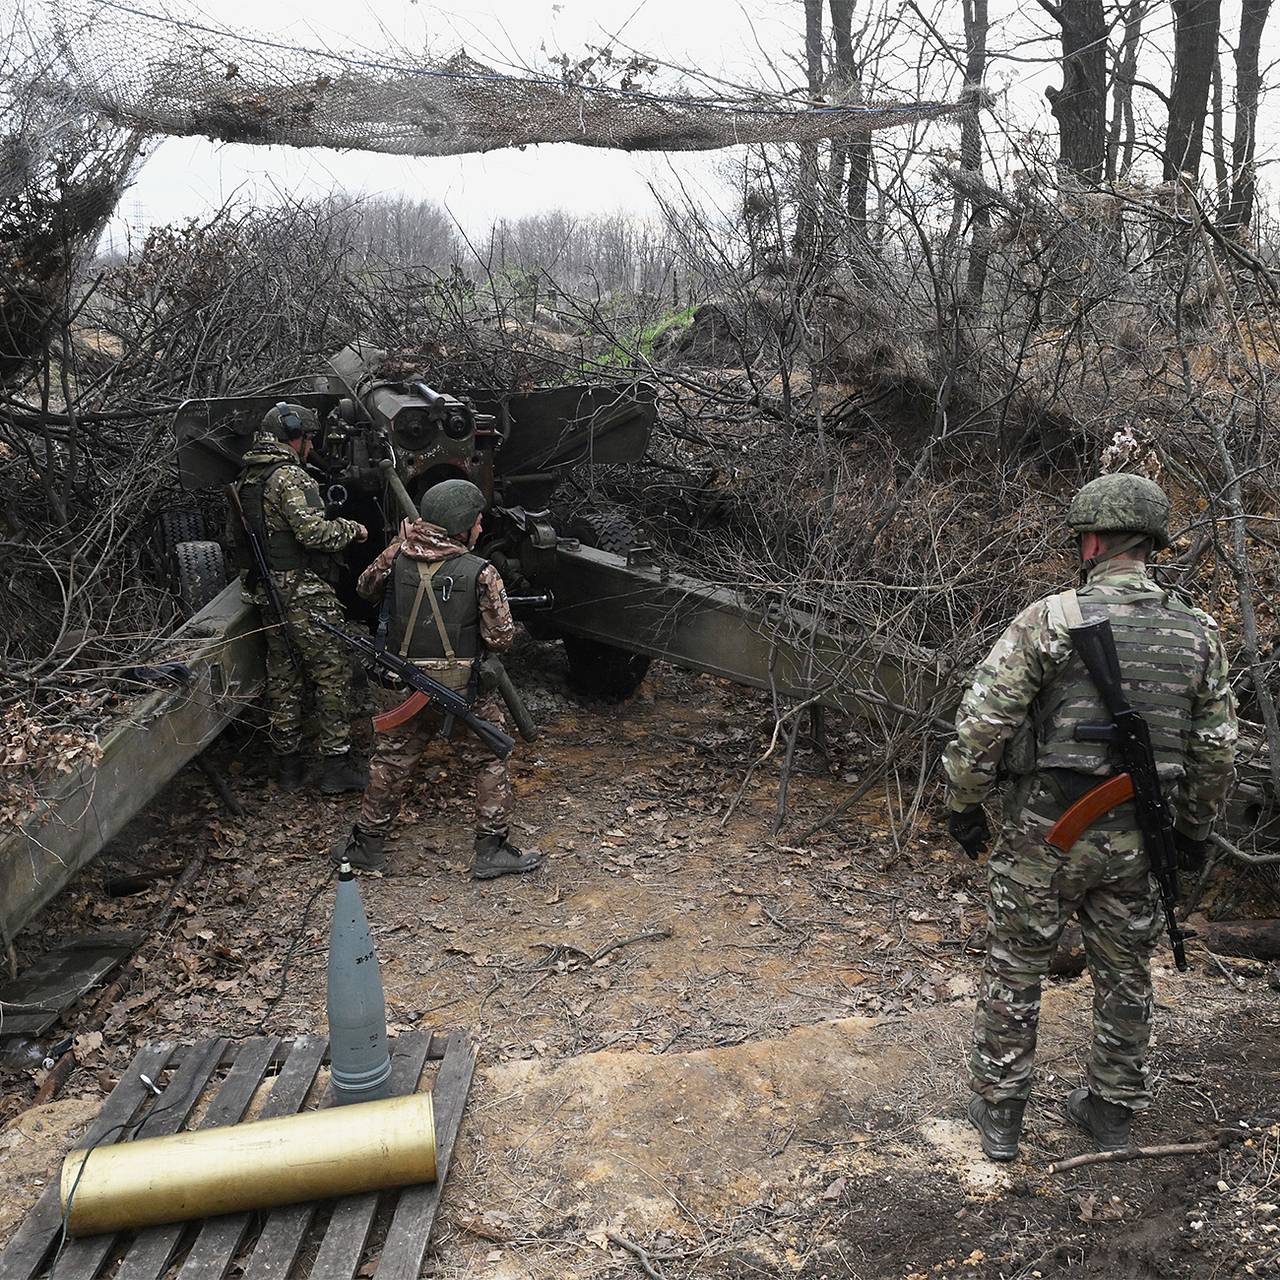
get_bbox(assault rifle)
[1045,618,1193,971]
[314,616,514,760]
[226,483,303,671]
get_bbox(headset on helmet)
[261,402,316,442]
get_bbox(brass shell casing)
[62,1091,435,1237]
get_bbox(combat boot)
[316,753,368,795]
[330,824,386,873]
[274,752,305,790]
[967,1096,1026,1162]
[1067,1088,1133,1152]
[473,832,544,881]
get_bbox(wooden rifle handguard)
[1045,774,1135,853]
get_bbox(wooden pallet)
[0,1030,474,1280]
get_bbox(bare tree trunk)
[961,0,990,311]
[827,0,870,231]
[792,0,825,257]
[1226,0,1272,232]
[1106,0,1145,181]
[1040,0,1108,184]
[1210,52,1229,216]
[1163,0,1222,184]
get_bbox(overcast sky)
[101,0,1274,247]
[109,0,807,244]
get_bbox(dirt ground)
[2,641,1278,1278]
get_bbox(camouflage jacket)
[357,518,514,659]
[234,433,362,605]
[942,561,1237,840]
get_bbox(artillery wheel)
[561,508,652,700]
[157,508,206,562]
[175,540,228,617]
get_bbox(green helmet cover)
[1067,473,1171,549]
[260,402,318,441]
[418,478,486,535]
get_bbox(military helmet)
[1067,473,1171,549]
[260,401,318,442]
[418,478,486,535]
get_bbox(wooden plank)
[114,1038,280,1280]
[0,1041,177,1280]
[243,1034,432,1280]
[305,1032,434,1280]
[376,1034,476,1280]
[50,1038,229,1280]
[166,1028,444,1073]
[177,1035,328,1280]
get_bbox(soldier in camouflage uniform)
[232,403,369,793]
[943,475,1237,1161]
[332,479,544,880]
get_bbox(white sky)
[104,0,1276,245]
[112,0,806,242]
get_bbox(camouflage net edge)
[49,0,968,157]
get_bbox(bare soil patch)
[1,644,1276,1277]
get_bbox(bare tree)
[1164,0,1222,183]
[1226,0,1273,232]
[793,0,825,256]
[827,0,870,229]
[1039,0,1108,183]
[1106,0,1147,181]
[960,0,991,311]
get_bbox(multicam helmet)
[418,478,486,535]
[260,402,319,442]
[1067,474,1171,550]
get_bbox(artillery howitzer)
[170,343,665,696]
[168,343,936,711]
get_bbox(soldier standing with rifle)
[331,479,544,880]
[230,403,369,792]
[943,475,1237,1162]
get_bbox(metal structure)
[0,586,263,952]
[171,342,946,714]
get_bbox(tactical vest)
[1033,584,1210,784]
[385,552,486,669]
[236,460,329,577]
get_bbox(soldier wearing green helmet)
[332,478,544,880]
[231,403,369,792]
[942,472,1237,1163]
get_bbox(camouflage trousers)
[258,580,351,757]
[971,792,1163,1110]
[359,692,513,838]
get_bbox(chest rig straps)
[398,560,456,662]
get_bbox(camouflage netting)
[48,0,967,157]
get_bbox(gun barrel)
[378,459,419,523]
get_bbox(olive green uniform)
[233,431,363,757]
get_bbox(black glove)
[947,806,991,861]
[1174,831,1209,874]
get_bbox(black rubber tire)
[566,507,639,558]
[562,507,652,700]
[157,509,206,561]
[175,540,228,616]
